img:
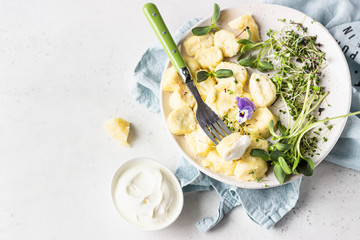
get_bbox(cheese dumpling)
[185,126,215,157]
[202,150,237,176]
[169,86,196,110]
[167,106,196,135]
[161,66,185,92]
[105,118,131,147]
[205,78,243,116]
[215,61,248,85]
[246,107,277,138]
[228,15,261,42]
[195,46,223,69]
[234,138,269,181]
[183,33,214,56]
[214,30,241,57]
[216,133,251,161]
[184,57,201,77]
[249,73,277,108]
[194,76,217,100]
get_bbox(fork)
[143,3,231,144]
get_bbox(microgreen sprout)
[192,3,221,36]
[196,69,233,82]
[245,19,360,184]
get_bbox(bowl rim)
[111,157,184,230]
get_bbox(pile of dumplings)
[162,15,278,182]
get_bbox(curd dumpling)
[184,57,200,77]
[169,86,196,110]
[167,106,196,135]
[105,118,131,147]
[246,107,277,138]
[202,150,237,176]
[228,15,261,42]
[234,138,269,181]
[161,66,185,92]
[194,76,217,100]
[216,133,251,161]
[249,73,277,107]
[183,33,214,56]
[185,126,215,157]
[215,61,248,85]
[205,78,244,116]
[214,30,241,57]
[195,46,223,69]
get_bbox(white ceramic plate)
[161,4,351,189]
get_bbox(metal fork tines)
[178,67,232,145]
[196,103,232,145]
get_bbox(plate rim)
[160,3,352,189]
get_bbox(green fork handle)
[143,3,187,71]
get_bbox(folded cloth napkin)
[132,0,360,231]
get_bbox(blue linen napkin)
[132,0,360,231]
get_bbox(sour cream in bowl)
[111,157,184,231]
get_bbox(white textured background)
[0,0,359,239]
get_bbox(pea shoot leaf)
[270,150,286,162]
[214,69,233,78]
[296,159,313,176]
[274,163,286,185]
[196,70,210,82]
[274,142,293,152]
[247,27,252,41]
[238,57,256,67]
[211,3,220,24]
[250,149,271,161]
[192,26,212,36]
[279,157,292,174]
[192,3,221,36]
[237,39,252,45]
[258,61,274,72]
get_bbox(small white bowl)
[111,157,184,231]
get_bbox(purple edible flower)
[236,97,255,124]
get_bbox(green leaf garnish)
[238,57,256,67]
[296,159,313,176]
[246,27,252,41]
[250,149,271,161]
[302,157,315,170]
[197,69,233,82]
[274,142,293,152]
[279,157,292,174]
[270,150,286,162]
[191,3,221,36]
[237,39,252,45]
[192,26,212,36]
[269,120,278,137]
[274,163,286,185]
[214,69,233,78]
[258,61,274,72]
[196,70,210,82]
[211,3,220,24]
[277,122,288,136]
